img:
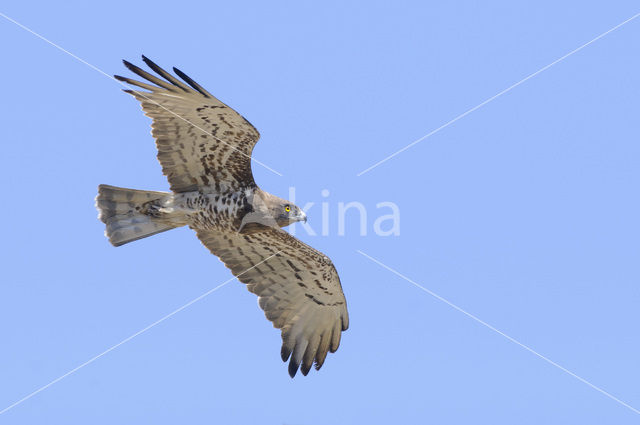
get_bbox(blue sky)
[1,1,639,423]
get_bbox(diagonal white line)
[357,11,640,176]
[0,11,283,177]
[356,249,640,415]
[0,251,282,415]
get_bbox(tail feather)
[96,184,177,246]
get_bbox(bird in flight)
[95,56,349,377]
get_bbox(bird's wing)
[195,227,349,377]
[115,56,260,193]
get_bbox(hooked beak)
[299,211,307,223]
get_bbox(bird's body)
[96,57,348,377]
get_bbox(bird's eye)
[284,205,291,212]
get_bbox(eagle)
[95,56,349,377]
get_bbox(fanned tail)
[95,184,178,246]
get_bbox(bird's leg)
[139,194,192,227]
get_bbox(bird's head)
[274,201,307,227]
[242,192,307,230]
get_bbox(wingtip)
[314,355,327,371]
[280,345,292,362]
[300,362,312,376]
[342,316,349,331]
[172,66,212,98]
[288,360,299,378]
[141,55,154,67]
[172,66,187,81]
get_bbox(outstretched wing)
[195,227,349,377]
[115,56,260,193]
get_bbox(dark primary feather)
[141,55,191,92]
[173,67,213,98]
[122,59,178,92]
[114,74,157,92]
